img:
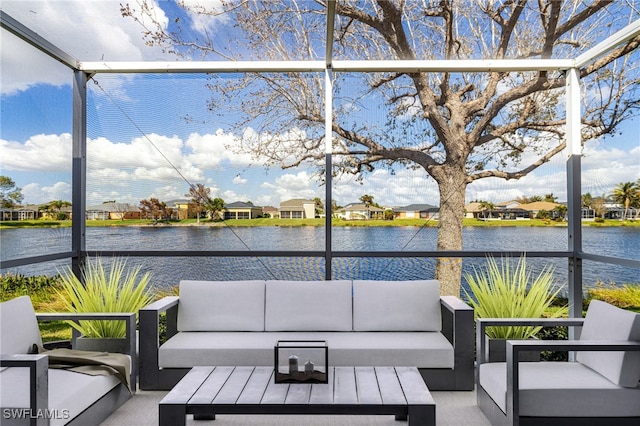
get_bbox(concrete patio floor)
[100,388,491,425]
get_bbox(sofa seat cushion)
[158,331,454,369]
[0,367,121,426]
[479,361,640,417]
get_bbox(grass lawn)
[2,217,638,228]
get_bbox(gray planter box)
[75,336,128,354]
[484,336,540,362]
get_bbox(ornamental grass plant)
[588,282,640,312]
[56,257,153,338]
[464,255,567,339]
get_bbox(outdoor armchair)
[476,300,640,426]
[0,296,136,426]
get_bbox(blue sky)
[1,1,639,208]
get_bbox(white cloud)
[1,0,170,95]
[90,134,184,168]
[259,171,322,203]
[180,0,228,34]
[0,31,71,95]
[233,175,247,184]
[0,133,71,171]
[185,130,254,168]
[2,128,637,209]
[22,181,70,204]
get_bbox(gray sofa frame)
[476,318,640,426]
[0,312,136,426]
[139,295,474,391]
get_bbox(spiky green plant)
[56,257,153,338]
[464,255,567,339]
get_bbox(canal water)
[1,225,638,296]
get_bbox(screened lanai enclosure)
[1,1,639,319]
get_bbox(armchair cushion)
[177,280,266,331]
[1,367,121,426]
[0,295,43,354]
[353,280,441,331]
[479,361,640,417]
[576,300,640,387]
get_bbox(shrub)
[56,257,153,338]
[464,255,567,339]
[588,282,640,312]
[0,273,64,310]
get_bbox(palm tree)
[47,199,72,220]
[479,201,495,220]
[313,197,324,217]
[359,194,374,219]
[612,182,640,220]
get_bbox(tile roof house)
[394,204,439,220]
[261,206,279,218]
[167,199,198,220]
[335,203,385,220]
[224,201,263,219]
[278,199,316,219]
[464,202,483,219]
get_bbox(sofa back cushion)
[576,299,640,388]
[177,280,266,331]
[0,296,43,354]
[265,280,352,331]
[353,280,441,331]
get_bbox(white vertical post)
[324,68,333,280]
[566,67,583,325]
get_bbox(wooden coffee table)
[159,366,435,425]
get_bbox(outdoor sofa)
[0,296,136,426]
[139,279,474,391]
[476,300,640,425]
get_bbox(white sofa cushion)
[353,280,441,331]
[265,280,353,331]
[177,280,266,331]
[576,300,640,388]
[0,296,43,354]
[158,331,453,369]
[479,361,640,417]
[0,367,121,426]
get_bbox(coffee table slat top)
[396,366,435,405]
[161,366,214,404]
[189,366,234,404]
[308,367,334,405]
[285,383,313,404]
[261,372,289,405]
[213,366,254,404]
[333,367,358,405]
[355,367,383,405]
[236,366,273,404]
[159,366,435,426]
[374,366,409,405]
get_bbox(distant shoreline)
[1,217,638,229]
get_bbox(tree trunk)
[432,165,468,297]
